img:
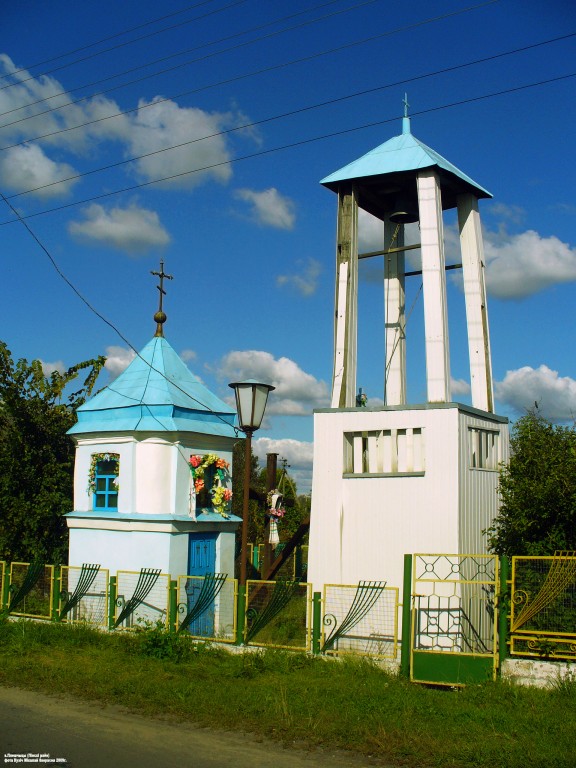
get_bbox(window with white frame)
[343,427,424,475]
[469,428,499,470]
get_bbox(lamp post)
[229,379,275,586]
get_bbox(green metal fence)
[176,574,237,641]
[244,579,312,650]
[59,565,109,625]
[322,582,398,658]
[114,569,170,629]
[510,552,576,661]
[9,554,576,677]
[8,562,54,620]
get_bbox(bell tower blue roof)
[69,336,237,437]
[321,115,491,211]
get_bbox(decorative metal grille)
[510,552,576,661]
[114,569,169,629]
[322,582,398,658]
[413,554,498,654]
[177,573,236,641]
[245,579,311,650]
[7,562,53,619]
[59,565,109,625]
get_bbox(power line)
[0,0,379,115]
[0,191,242,434]
[5,32,573,200]
[6,0,225,76]
[2,56,574,208]
[0,0,249,93]
[0,0,497,128]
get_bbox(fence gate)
[410,554,499,686]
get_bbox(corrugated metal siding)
[458,410,509,555]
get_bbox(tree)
[0,342,105,563]
[486,411,576,556]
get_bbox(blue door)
[187,533,217,636]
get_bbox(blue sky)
[2,0,575,491]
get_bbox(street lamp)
[229,380,275,586]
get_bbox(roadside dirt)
[0,685,384,768]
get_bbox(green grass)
[0,619,575,767]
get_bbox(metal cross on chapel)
[151,259,173,337]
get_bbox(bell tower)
[321,98,493,412]
[307,104,508,594]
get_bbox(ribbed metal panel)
[458,410,510,556]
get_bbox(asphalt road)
[0,686,379,768]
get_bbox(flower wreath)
[87,452,120,494]
[189,454,232,518]
[266,489,286,519]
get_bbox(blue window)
[93,459,119,510]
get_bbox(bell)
[389,194,419,224]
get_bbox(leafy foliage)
[486,411,576,556]
[0,342,105,563]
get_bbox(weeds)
[0,620,575,767]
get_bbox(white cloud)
[495,365,576,422]
[105,346,136,379]
[253,437,314,493]
[215,350,329,416]
[68,203,170,254]
[235,187,295,229]
[451,377,471,396]
[0,144,78,198]
[488,203,526,225]
[0,55,129,150]
[180,349,197,363]
[0,58,237,195]
[41,359,65,376]
[484,229,576,299]
[276,258,321,296]
[127,98,233,189]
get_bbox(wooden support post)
[417,170,451,402]
[458,193,494,412]
[331,184,359,408]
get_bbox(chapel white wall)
[72,432,234,516]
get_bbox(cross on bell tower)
[321,103,494,412]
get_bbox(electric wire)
[1,70,574,226]
[0,0,497,127]
[4,24,570,164]
[0,190,241,435]
[5,0,224,76]
[0,0,250,92]
[0,0,382,114]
